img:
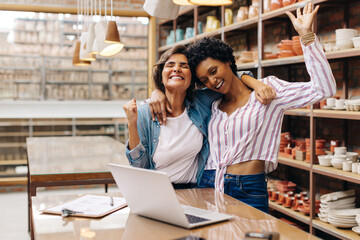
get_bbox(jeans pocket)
[239,179,267,198]
[199,171,215,188]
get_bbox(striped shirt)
[205,36,336,192]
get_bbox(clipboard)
[41,194,127,218]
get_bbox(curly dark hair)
[152,44,194,101]
[186,37,237,85]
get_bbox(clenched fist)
[123,98,138,125]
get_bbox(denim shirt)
[125,88,221,185]
[125,71,253,185]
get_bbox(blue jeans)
[199,170,269,213]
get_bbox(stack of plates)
[318,189,355,223]
[328,209,360,228]
[336,28,358,50]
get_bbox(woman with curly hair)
[150,3,336,213]
[186,3,335,212]
[123,45,274,189]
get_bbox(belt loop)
[236,174,240,187]
[265,173,269,183]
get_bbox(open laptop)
[108,163,233,228]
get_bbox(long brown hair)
[152,45,195,101]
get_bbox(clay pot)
[282,0,296,7]
[271,0,283,10]
[248,5,259,18]
[237,6,249,22]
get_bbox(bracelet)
[301,32,316,46]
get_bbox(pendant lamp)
[85,0,97,56]
[172,0,193,6]
[73,41,91,66]
[188,0,232,6]
[73,0,91,66]
[102,0,124,54]
[80,32,96,61]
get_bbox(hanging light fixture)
[101,0,124,55]
[85,0,97,57]
[188,0,232,6]
[172,0,193,6]
[80,0,96,61]
[93,0,122,56]
[73,0,91,66]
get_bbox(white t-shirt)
[153,110,203,183]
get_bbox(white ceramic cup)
[334,147,347,155]
[342,161,352,171]
[335,99,345,108]
[326,97,336,107]
[352,162,358,173]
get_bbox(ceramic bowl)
[318,155,332,166]
[331,160,344,169]
[352,36,360,48]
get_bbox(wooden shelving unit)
[157,1,360,239]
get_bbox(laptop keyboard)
[185,213,210,224]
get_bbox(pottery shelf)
[312,219,360,240]
[269,201,360,240]
[0,117,128,181]
[278,156,311,171]
[157,1,360,239]
[312,165,360,184]
[269,201,310,224]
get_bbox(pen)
[110,196,114,206]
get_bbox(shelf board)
[262,0,310,21]
[46,81,88,85]
[0,143,26,148]
[312,219,360,240]
[278,156,311,171]
[32,131,72,136]
[237,62,258,70]
[261,55,304,67]
[0,67,39,71]
[223,17,258,33]
[0,177,27,186]
[76,130,115,135]
[269,201,310,224]
[326,47,360,60]
[313,109,360,120]
[312,164,360,184]
[0,160,27,166]
[261,0,328,21]
[284,109,311,117]
[158,38,195,52]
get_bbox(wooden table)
[31,188,319,240]
[26,136,129,231]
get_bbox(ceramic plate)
[353,226,360,234]
[328,219,357,228]
[332,106,346,110]
[331,208,360,216]
[322,105,334,110]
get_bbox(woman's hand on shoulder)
[123,98,138,125]
[254,82,277,105]
[149,89,172,124]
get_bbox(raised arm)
[123,98,140,150]
[267,3,336,109]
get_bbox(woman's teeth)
[215,80,224,89]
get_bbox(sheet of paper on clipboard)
[41,194,127,218]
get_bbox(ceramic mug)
[342,161,352,171]
[326,97,336,107]
[225,8,233,26]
